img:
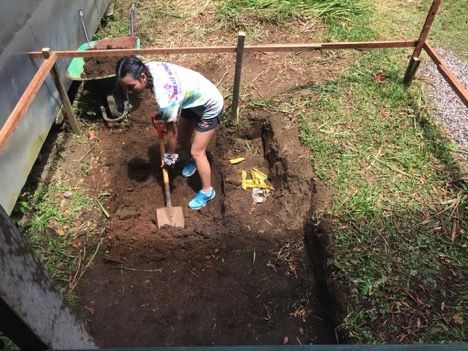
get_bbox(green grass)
[374,0,468,59]
[218,0,375,41]
[13,183,95,295]
[93,0,131,40]
[218,0,365,24]
[430,0,468,59]
[247,48,467,342]
[93,0,182,45]
[234,3,467,341]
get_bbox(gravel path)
[420,47,468,161]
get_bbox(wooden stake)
[232,32,246,123]
[403,57,421,86]
[0,52,57,150]
[42,48,81,134]
[404,0,441,85]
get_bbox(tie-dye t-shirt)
[146,62,224,123]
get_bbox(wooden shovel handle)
[159,137,172,208]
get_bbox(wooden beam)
[319,40,417,50]
[28,46,237,58]
[413,0,441,58]
[26,40,417,58]
[41,49,81,134]
[424,43,468,107]
[404,0,441,85]
[0,53,57,151]
[232,32,246,123]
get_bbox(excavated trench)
[69,78,342,346]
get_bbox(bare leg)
[191,128,217,192]
[165,122,178,153]
[177,117,195,154]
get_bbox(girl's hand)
[163,153,179,166]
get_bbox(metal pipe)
[129,3,136,37]
[79,9,91,45]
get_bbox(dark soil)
[73,78,339,346]
[82,56,120,78]
[82,43,131,78]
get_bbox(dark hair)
[115,56,153,88]
[116,56,143,79]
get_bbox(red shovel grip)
[150,113,165,140]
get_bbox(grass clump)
[299,50,467,342]
[218,0,375,40]
[13,183,97,296]
[219,0,365,24]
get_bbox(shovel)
[156,134,185,228]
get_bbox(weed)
[217,0,374,41]
[54,141,67,159]
[218,0,366,27]
[0,335,18,351]
[80,162,92,176]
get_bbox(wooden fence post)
[42,48,81,134]
[231,32,246,123]
[403,0,441,85]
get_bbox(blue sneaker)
[189,188,216,210]
[182,158,197,177]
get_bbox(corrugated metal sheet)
[0,0,111,214]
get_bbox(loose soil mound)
[82,44,130,78]
[74,82,337,346]
[83,56,120,78]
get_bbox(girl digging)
[115,56,223,210]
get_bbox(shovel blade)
[156,206,185,228]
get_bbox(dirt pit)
[64,52,340,346]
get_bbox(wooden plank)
[413,0,441,58]
[320,40,417,50]
[403,0,441,86]
[42,49,81,134]
[232,32,246,123]
[26,40,417,58]
[0,53,57,151]
[423,43,443,65]
[424,43,468,107]
[28,46,237,58]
